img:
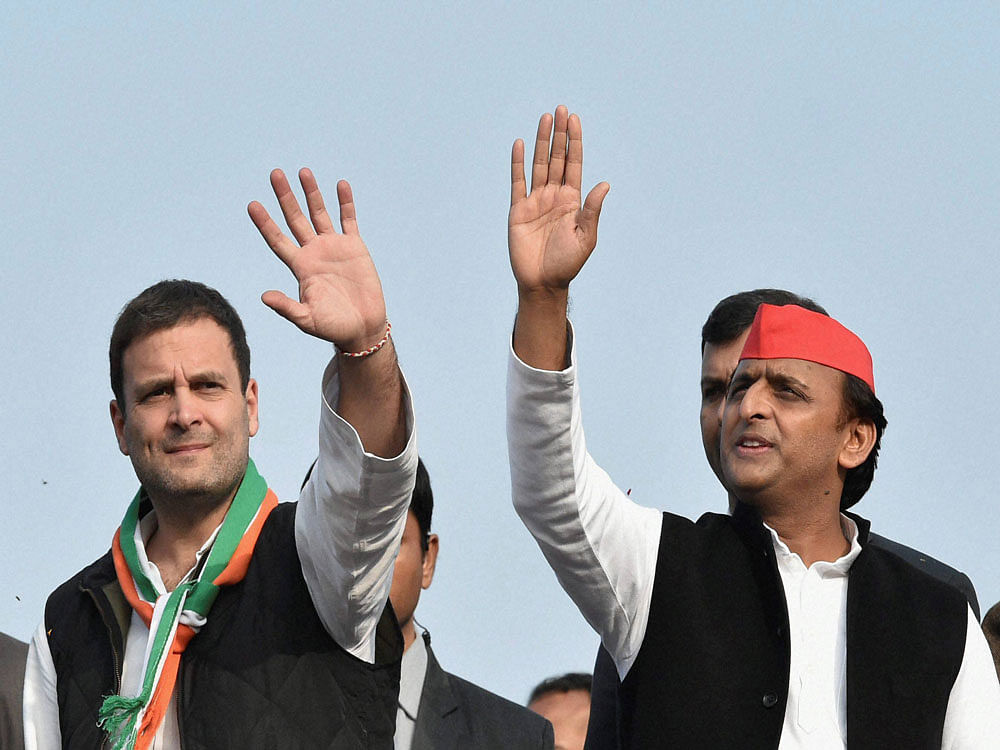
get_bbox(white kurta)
[506,325,1000,749]
[24,355,417,749]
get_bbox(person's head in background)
[388,457,439,649]
[528,672,592,750]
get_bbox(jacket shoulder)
[446,672,554,747]
[44,550,115,625]
[867,532,979,618]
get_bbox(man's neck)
[756,502,850,567]
[400,617,417,652]
[145,494,233,591]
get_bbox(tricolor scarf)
[97,459,278,750]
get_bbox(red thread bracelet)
[341,320,391,358]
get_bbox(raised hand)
[509,105,609,296]
[248,169,388,354]
[509,106,609,370]
[250,168,406,456]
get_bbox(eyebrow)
[701,375,727,390]
[729,368,811,392]
[133,370,231,394]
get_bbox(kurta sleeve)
[295,355,417,663]
[507,323,662,678]
[940,604,1000,748]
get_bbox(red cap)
[739,304,875,393]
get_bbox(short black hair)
[109,280,250,408]
[701,289,827,351]
[528,672,592,704]
[838,374,887,510]
[410,458,433,553]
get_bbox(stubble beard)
[132,443,249,523]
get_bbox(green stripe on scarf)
[98,459,269,749]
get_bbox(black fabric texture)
[617,505,966,750]
[46,502,403,749]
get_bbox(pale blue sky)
[3,3,999,703]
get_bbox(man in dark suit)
[582,289,981,749]
[0,631,27,750]
[391,459,553,750]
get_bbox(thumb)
[261,290,311,331]
[580,181,610,238]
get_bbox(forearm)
[507,324,660,677]
[337,337,407,458]
[296,356,417,662]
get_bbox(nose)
[737,380,770,423]
[168,387,202,430]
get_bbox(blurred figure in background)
[1,632,26,749]
[389,458,553,750]
[528,673,591,750]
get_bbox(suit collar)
[399,628,429,719]
[411,642,467,750]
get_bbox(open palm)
[249,169,388,352]
[509,106,609,294]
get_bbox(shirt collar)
[398,628,429,720]
[764,514,862,575]
[135,508,223,596]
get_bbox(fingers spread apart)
[269,169,315,246]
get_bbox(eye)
[701,385,724,403]
[193,381,222,391]
[141,386,169,402]
[726,383,747,402]
[777,385,805,400]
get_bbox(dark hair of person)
[528,672,593,704]
[701,289,827,352]
[838,374,887,510]
[109,280,251,408]
[410,458,433,553]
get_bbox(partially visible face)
[700,332,750,485]
[110,317,258,509]
[720,357,859,508]
[528,689,591,750]
[388,510,438,648]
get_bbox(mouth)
[734,434,773,456]
[164,443,211,455]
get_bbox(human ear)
[110,400,129,456]
[421,534,439,590]
[245,379,260,437]
[839,418,876,470]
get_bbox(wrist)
[516,285,569,311]
[339,320,392,359]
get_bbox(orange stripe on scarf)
[213,489,278,586]
[112,528,154,626]
[133,624,194,750]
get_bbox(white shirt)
[394,631,429,750]
[24,355,417,749]
[506,326,1000,748]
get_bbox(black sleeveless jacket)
[45,502,403,749]
[618,504,967,749]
